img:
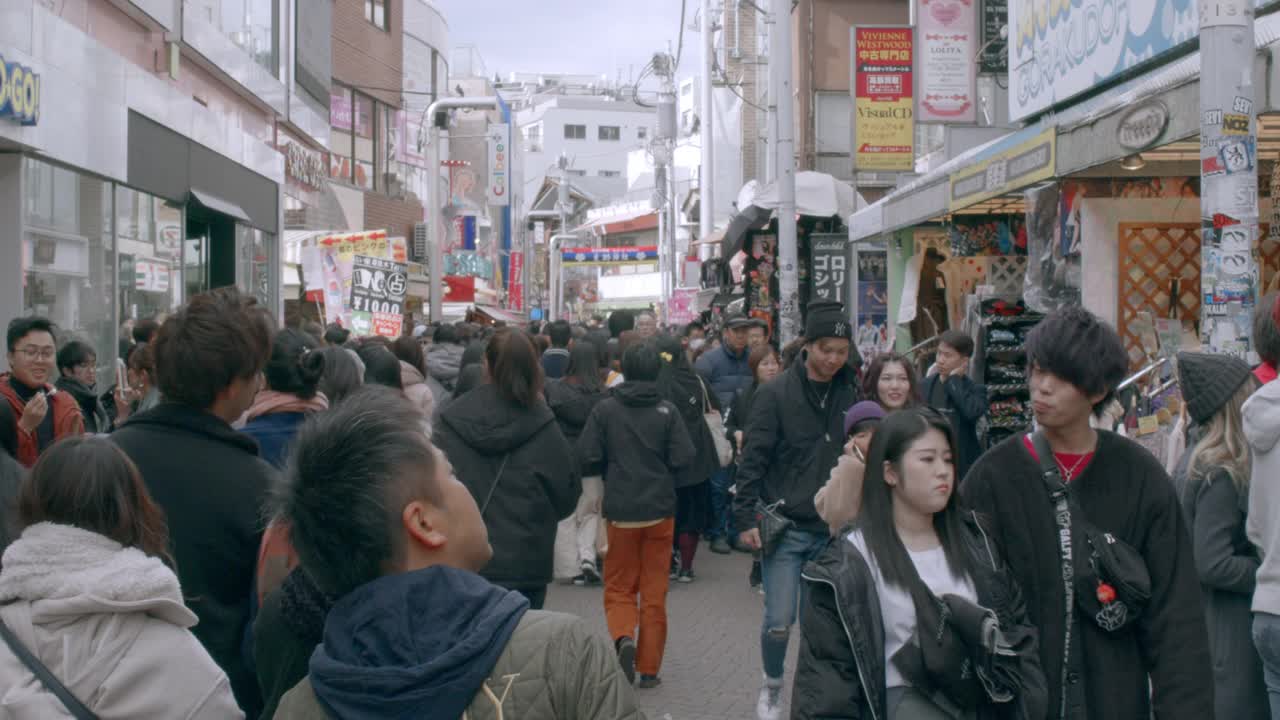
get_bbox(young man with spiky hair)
[270,386,643,720]
[962,307,1211,720]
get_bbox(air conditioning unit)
[413,223,428,262]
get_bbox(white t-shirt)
[847,527,978,689]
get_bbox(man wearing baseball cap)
[732,301,857,720]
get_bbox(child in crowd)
[815,401,886,535]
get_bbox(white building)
[516,96,655,213]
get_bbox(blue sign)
[445,251,493,279]
[0,54,39,126]
[561,246,659,265]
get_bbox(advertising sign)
[854,245,891,366]
[349,254,408,338]
[445,251,494,279]
[949,128,1055,210]
[809,235,851,304]
[317,230,390,326]
[134,259,171,293]
[979,0,1008,73]
[917,0,978,123]
[0,54,40,126]
[561,246,660,265]
[667,288,699,326]
[487,123,510,206]
[508,251,524,312]
[852,27,914,172]
[294,0,332,106]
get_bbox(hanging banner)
[487,123,510,206]
[316,230,391,327]
[668,288,699,326]
[854,245,891,365]
[809,235,851,304]
[508,251,524,312]
[852,26,915,171]
[349,254,408,338]
[917,0,978,123]
[561,246,659,265]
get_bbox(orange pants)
[604,518,674,676]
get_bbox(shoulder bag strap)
[698,377,713,415]
[1031,431,1074,720]
[479,454,511,516]
[0,616,99,720]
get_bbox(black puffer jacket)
[793,513,1047,720]
[434,383,579,590]
[732,354,859,534]
[658,366,721,489]
[545,379,608,473]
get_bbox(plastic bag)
[1023,183,1081,312]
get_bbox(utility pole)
[699,0,715,261]
[1199,0,1258,356]
[654,52,679,322]
[772,0,799,343]
[764,7,778,183]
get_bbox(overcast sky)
[434,0,693,82]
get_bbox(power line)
[674,0,689,70]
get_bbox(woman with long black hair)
[793,407,1045,720]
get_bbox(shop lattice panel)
[1118,223,1201,369]
[987,256,1028,298]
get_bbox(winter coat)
[731,355,859,535]
[922,373,987,481]
[578,381,696,523]
[962,432,1213,720]
[272,565,644,720]
[1246,379,1280,617]
[658,366,721,488]
[399,360,437,423]
[0,374,84,467]
[1179,465,1270,720]
[426,343,466,401]
[55,376,110,435]
[241,412,307,470]
[111,402,275,718]
[253,567,332,720]
[694,343,752,410]
[433,383,579,590]
[0,522,243,719]
[542,348,571,380]
[793,514,1047,720]
[545,378,608,472]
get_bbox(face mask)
[689,338,706,351]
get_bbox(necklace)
[1056,452,1090,480]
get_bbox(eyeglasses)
[15,347,55,361]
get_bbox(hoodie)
[309,566,527,720]
[577,382,696,523]
[545,379,607,469]
[399,360,438,422]
[433,384,579,589]
[1245,380,1280,615]
[0,523,243,718]
[427,343,466,400]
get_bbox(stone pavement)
[546,547,799,720]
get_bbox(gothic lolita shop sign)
[1008,0,1263,121]
[917,0,978,123]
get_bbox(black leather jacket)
[792,512,1048,720]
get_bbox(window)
[354,93,376,190]
[637,127,648,140]
[524,123,543,152]
[564,124,586,140]
[213,0,279,74]
[598,170,620,178]
[598,126,621,141]
[365,0,388,30]
[566,169,587,177]
[330,86,379,189]
[329,87,354,183]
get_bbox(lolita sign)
[917,0,977,123]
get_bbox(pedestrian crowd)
[0,290,1274,720]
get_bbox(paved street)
[546,548,799,720]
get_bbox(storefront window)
[21,158,115,381]
[116,186,180,334]
[354,93,376,190]
[236,225,273,308]
[330,86,354,183]
[203,0,279,75]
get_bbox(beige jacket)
[814,452,867,536]
[0,523,242,719]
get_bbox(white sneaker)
[756,678,783,720]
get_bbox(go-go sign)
[350,254,408,315]
[0,55,39,125]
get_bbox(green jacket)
[272,610,646,720]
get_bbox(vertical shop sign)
[979,0,1007,73]
[810,235,850,303]
[487,123,510,206]
[854,245,891,366]
[349,254,408,338]
[851,27,915,172]
[917,0,977,123]
[508,250,524,312]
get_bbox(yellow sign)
[853,27,914,172]
[949,129,1056,211]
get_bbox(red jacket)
[0,373,85,467]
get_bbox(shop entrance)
[184,210,239,299]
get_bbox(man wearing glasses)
[2,317,84,466]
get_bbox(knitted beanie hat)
[805,302,852,343]
[1176,351,1253,425]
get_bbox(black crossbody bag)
[0,616,99,719]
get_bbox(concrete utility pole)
[654,52,679,322]
[1199,0,1258,356]
[764,7,778,183]
[772,0,800,344]
[699,0,716,260]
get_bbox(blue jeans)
[760,526,829,680]
[708,466,734,541]
[1254,611,1280,719]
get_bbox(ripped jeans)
[760,526,829,681]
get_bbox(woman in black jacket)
[547,342,610,584]
[793,407,1045,720]
[433,328,579,609]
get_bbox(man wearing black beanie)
[733,300,858,720]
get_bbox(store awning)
[575,206,659,235]
[469,305,527,325]
[189,189,252,225]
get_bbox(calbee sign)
[0,54,39,125]
[487,123,510,206]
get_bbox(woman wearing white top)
[792,407,1046,720]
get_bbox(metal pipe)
[1117,356,1169,392]
[425,97,500,324]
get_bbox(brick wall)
[332,0,403,108]
[364,191,423,241]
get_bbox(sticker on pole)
[1200,0,1253,27]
